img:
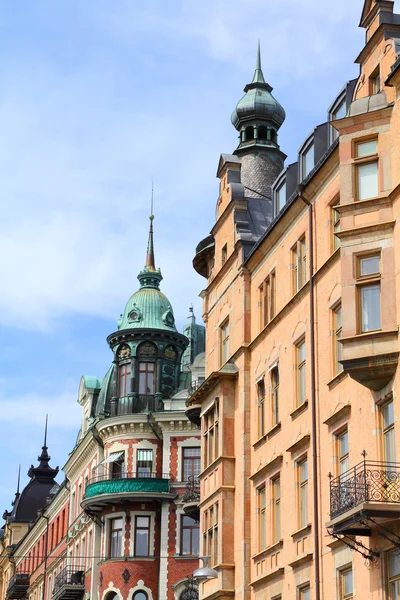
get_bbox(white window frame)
[129,511,156,557]
[177,438,201,483]
[299,135,315,180]
[132,441,158,475]
[104,512,125,559]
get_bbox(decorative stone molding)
[127,580,154,600]
[101,583,123,600]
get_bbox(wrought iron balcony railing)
[6,574,30,599]
[188,380,203,398]
[182,476,200,504]
[53,566,85,593]
[330,460,400,519]
[84,472,171,500]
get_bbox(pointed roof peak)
[252,40,266,85]
[28,416,59,481]
[145,213,156,271]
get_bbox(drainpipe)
[90,424,104,449]
[40,514,50,600]
[297,184,320,600]
[147,412,162,442]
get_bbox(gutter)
[297,184,320,600]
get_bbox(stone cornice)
[63,434,99,481]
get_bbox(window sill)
[290,401,308,420]
[99,556,156,563]
[173,555,200,560]
[288,552,313,569]
[291,524,312,539]
[327,370,347,390]
[252,540,283,561]
[252,424,281,449]
[340,328,398,343]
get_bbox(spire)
[137,188,163,290]
[16,464,21,495]
[28,415,59,481]
[252,40,266,85]
[146,215,156,271]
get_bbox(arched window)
[245,126,254,141]
[133,593,148,600]
[105,593,119,600]
[258,126,267,140]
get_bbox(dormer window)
[301,140,314,179]
[369,66,381,95]
[329,92,346,143]
[275,180,286,215]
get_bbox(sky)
[0,0,383,512]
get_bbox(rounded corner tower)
[94,214,189,418]
[231,42,287,199]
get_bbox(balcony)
[6,574,30,599]
[327,460,400,535]
[53,567,85,600]
[340,329,399,391]
[181,476,200,521]
[110,394,164,416]
[82,472,174,513]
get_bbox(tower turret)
[94,214,189,418]
[231,43,287,199]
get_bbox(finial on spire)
[146,182,156,271]
[16,464,21,496]
[44,413,48,448]
[252,40,266,85]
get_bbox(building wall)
[191,3,400,600]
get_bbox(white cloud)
[0,390,81,428]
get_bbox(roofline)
[245,138,339,265]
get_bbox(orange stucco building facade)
[187,1,400,599]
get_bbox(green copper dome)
[117,215,177,332]
[231,43,286,130]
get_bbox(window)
[271,367,279,426]
[220,320,230,365]
[272,477,281,543]
[182,447,201,481]
[301,141,314,179]
[112,455,125,479]
[132,593,148,600]
[258,486,266,550]
[333,304,343,375]
[388,548,400,599]
[292,237,307,294]
[108,517,123,558]
[275,181,286,214]
[355,138,378,200]
[138,362,155,395]
[136,449,153,477]
[298,585,310,600]
[296,339,306,407]
[181,516,199,555]
[357,254,381,332]
[257,378,266,438]
[330,97,346,142]
[260,271,276,328]
[134,516,150,556]
[332,202,341,250]
[203,504,219,566]
[369,66,381,95]
[337,430,349,476]
[119,363,131,397]
[203,403,219,467]
[298,458,308,528]
[339,566,353,599]
[221,244,227,266]
[382,400,396,463]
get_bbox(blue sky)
[0,0,380,512]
